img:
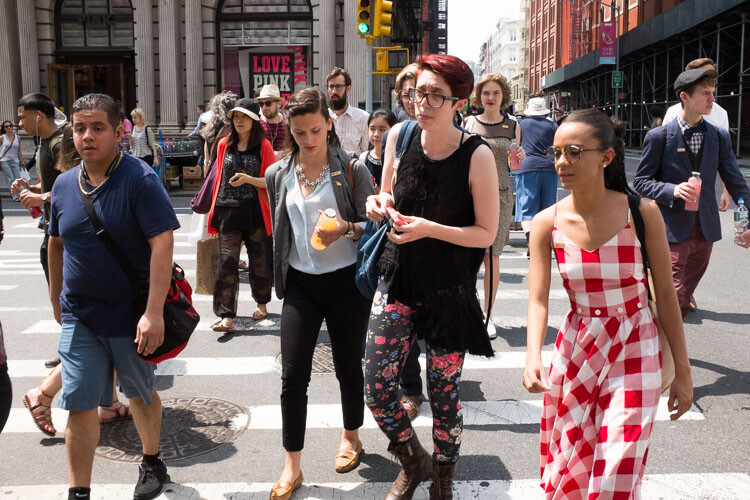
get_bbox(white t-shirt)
[662,102,729,131]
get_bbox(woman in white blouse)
[128,108,159,168]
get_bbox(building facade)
[539,0,750,154]
[0,0,446,138]
[475,15,527,114]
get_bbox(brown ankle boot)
[428,456,456,500]
[384,433,432,500]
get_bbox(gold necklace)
[78,152,123,197]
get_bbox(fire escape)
[570,0,583,60]
[391,0,448,58]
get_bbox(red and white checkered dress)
[540,206,662,500]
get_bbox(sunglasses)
[545,145,608,164]
[3,124,13,129]
[260,101,276,107]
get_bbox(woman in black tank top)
[363,54,499,499]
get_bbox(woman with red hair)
[364,54,499,499]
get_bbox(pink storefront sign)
[599,21,616,65]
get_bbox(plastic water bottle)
[684,171,701,211]
[734,198,749,246]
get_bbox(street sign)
[612,71,623,89]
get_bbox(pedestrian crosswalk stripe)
[20,320,61,334]
[2,397,702,435]
[0,285,18,291]
[2,474,749,499]
[7,350,553,378]
[0,270,44,275]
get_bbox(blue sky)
[447,0,523,63]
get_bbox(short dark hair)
[326,67,352,87]
[197,104,206,112]
[71,93,121,130]
[17,93,56,118]
[368,108,397,127]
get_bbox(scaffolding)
[551,9,749,157]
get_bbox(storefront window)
[218,0,312,99]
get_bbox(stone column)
[158,0,183,129]
[344,1,368,107]
[317,0,336,89]
[0,1,21,121]
[185,0,204,123]
[133,0,156,122]
[16,0,40,94]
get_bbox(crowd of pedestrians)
[0,47,749,500]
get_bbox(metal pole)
[737,14,745,157]
[614,6,620,119]
[366,43,373,113]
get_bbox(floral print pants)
[364,286,466,464]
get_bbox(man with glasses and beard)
[326,67,370,156]
[256,84,287,161]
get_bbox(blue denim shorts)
[57,320,156,411]
[514,170,559,222]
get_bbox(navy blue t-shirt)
[48,154,180,337]
[519,116,558,173]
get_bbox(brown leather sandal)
[22,386,57,437]
[99,401,133,423]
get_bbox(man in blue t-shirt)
[47,94,180,500]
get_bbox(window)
[510,48,517,62]
[57,0,134,49]
[510,30,517,42]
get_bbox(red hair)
[416,54,474,100]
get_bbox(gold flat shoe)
[334,439,363,473]
[269,471,303,500]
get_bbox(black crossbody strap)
[627,194,653,300]
[78,185,144,289]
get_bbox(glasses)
[327,84,346,91]
[545,145,608,164]
[408,88,460,109]
[4,124,13,129]
[260,101,276,107]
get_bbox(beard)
[263,108,279,120]
[329,93,348,111]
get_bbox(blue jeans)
[0,161,21,201]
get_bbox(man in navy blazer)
[634,68,750,317]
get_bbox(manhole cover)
[95,396,249,463]
[275,343,365,374]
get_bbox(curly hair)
[202,91,238,143]
[471,73,512,110]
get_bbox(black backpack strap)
[395,120,417,160]
[627,194,652,300]
[78,182,144,289]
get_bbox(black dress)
[378,125,493,357]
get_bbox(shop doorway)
[48,63,133,116]
[53,0,135,117]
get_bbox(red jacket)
[207,137,274,236]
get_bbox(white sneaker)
[486,320,497,339]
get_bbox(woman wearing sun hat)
[516,97,559,254]
[207,97,275,332]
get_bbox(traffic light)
[375,47,409,74]
[373,0,393,37]
[357,0,371,35]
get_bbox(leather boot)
[428,456,456,500]
[384,433,432,500]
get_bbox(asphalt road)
[0,157,749,499]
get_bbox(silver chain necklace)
[295,163,329,190]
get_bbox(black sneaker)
[133,459,169,500]
[44,356,61,368]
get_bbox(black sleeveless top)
[378,125,493,357]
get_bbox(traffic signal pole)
[366,44,373,113]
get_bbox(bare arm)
[640,199,693,419]
[48,236,64,324]
[365,122,400,221]
[135,230,174,355]
[523,208,554,392]
[387,143,499,248]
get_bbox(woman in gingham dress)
[523,109,693,499]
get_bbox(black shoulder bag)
[78,187,199,363]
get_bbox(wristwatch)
[41,193,49,203]
[344,222,356,239]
